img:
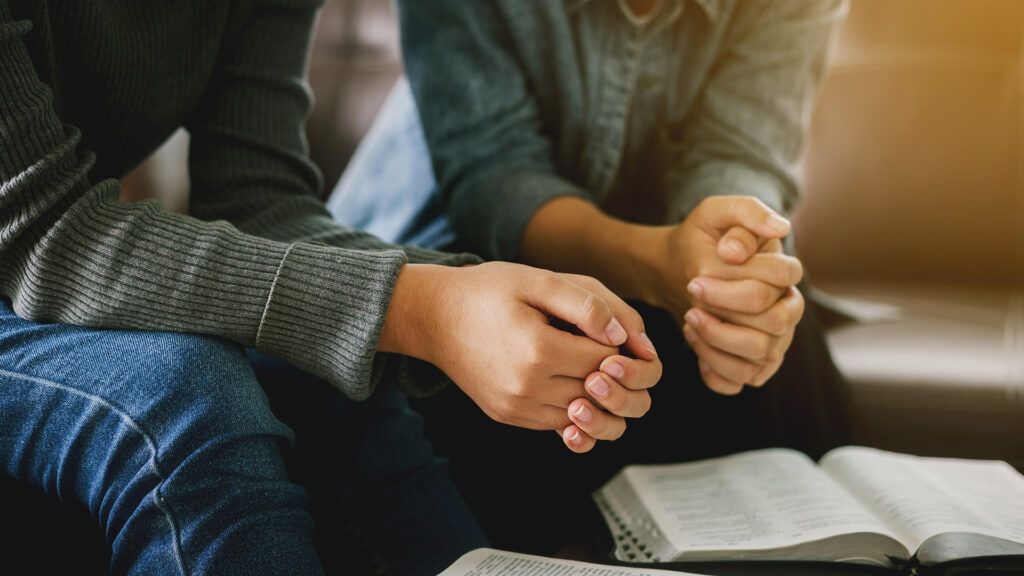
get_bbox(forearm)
[519,197,664,305]
[665,1,846,224]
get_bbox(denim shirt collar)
[568,0,721,23]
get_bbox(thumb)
[717,225,761,265]
[700,196,791,240]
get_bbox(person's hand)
[677,224,805,394]
[561,349,663,453]
[642,197,804,395]
[555,275,663,453]
[516,194,802,398]
[380,262,658,453]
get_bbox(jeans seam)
[0,367,190,576]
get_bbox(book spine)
[593,475,676,563]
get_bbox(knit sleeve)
[0,0,466,399]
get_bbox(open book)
[440,548,703,576]
[594,447,1024,574]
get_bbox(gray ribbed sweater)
[0,0,477,398]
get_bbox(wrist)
[520,196,665,305]
[614,223,672,308]
[555,201,651,303]
[378,263,451,363]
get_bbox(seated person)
[330,0,852,552]
[0,0,660,573]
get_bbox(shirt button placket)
[587,25,643,197]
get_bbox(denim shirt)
[398,0,848,261]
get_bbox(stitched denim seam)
[0,367,190,576]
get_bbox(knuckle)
[694,263,716,279]
[696,196,716,214]
[602,392,626,414]
[521,341,547,372]
[792,290,806,317]
[693,316,714,340]
[552,414,573,430]
[786,304,803,329]
[726,195,744,215]
[507,378,533,400]
[580,292,603,325]
[572,274,602,292]
[648,361,664,387]
[711,379,742,396]
[791,258,805,285]
[772,260,793,287]
[539,273,561,293]
[637,392,652,417]
[766,309,790,336]
[627,308,645,331]
[755,364,781,387]
[492,406,515,426]
[742,363,762,385]
[753,286,776,310]
[753,337,773,362]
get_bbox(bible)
[439,548,704,576]
[593,446,1024,575]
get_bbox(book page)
[621,449,898,554]
[820,447,1024,553]
[438,549,699,576]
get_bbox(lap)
[247,350,488,575]
[0,298,290,452]
[0,299,442,490]
[0,299,484,574]
[411,299,850,552]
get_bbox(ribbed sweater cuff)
[256,242,406,400]
[254,242,481,399]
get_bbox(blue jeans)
[0,298,486,575]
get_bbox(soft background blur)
[122,0,1024,468]
[794,0,1023,468]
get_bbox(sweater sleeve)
[0,0,470,399]
[184,0,475,268]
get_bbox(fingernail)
[640,332,657,357]
[685,308,701,327]
[725,239,746,255]
[767,214,791,233]
[602,360,626,380]
[565,427,581,443]
[587,374,611,398]
[572,403,592,423]
[605,318,627,345]
[687,280,704,299]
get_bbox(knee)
[122,331,292,455]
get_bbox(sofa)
[794,0,1024,469]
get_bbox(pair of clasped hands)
[384,197,804,454]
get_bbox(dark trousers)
[411,299,851,553]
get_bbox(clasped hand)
[662,196,806,396]
[388,197,804,455]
